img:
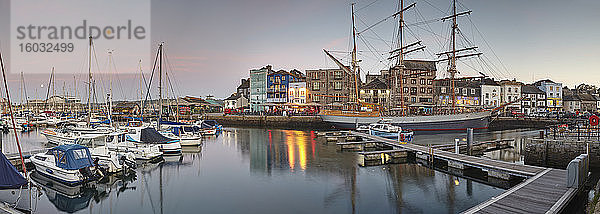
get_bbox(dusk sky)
[0,0,599,102]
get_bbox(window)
[471,89,476,94]
[428,79,433,85]
[411,97,416,102]
[420,87,426,93]
[486,93,489,99]
[403,87,409,93]
[312,95,320,102]
[411,79,416,84]
[441,87,446,93]
[402,78,407,84]
[420,79,425,85]
[334,82,342,90]
[410,87,417,94]
[508,95,511,102]
[550,86,553,91]
[312,82,320,91]
[427,88,433,93]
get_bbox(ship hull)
[319,112,490,132]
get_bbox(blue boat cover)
[90,119,111,124]
[50,144,94,170]
[0,152,27,189]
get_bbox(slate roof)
[362,78,388,89]
[522,84,545,94]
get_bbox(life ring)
[400,133,405,141]
[590,115,599,126]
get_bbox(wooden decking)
[349,131,545,177]
[464,169,576,214]
[343,131,580,214]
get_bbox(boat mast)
[351,3,359,107]
[139,60,144,120]
[158,43,163,131]
[87,35,93,126]
[108,50,114,127]
[0,48,27,176]
[450,0,457,114]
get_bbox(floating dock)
[318,130,585,213]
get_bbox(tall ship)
[319,0,499,132]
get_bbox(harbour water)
[0,128,540,213]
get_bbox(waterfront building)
[305,68,352,106]
[288,82,307,104]
[237,78,250,98]
[534,79,563,112]
[499,80,523,112]
[480,78,501,109]
[563,95,581,113]
[266,70,304,104]
[563,93,596,113]
[364,70,390,84]
[387,60,436,112]
[224,93,249,110]
[521,84,546,115]
[250,65,273,112]
[434,77,481,111]
[359,78,389,105]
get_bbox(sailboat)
[319,0,492,132]
[0,45,36,212]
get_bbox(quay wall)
[206,114,556,130]
[489,117,558,130]
[525,138,599,169]
[203,115,331,129]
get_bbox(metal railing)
[546,123,600,141]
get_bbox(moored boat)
[31,144,104,185]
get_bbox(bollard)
[455,138,460,154]
[467,128,473,156]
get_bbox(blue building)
[266,69,304,104]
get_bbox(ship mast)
[351,3,359,106]
[450,0,457,114]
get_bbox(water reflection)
[1,128,533,213]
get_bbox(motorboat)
[195,120,222,135]
[104,133,163,161]
[31,144,104,185]
[0,150,31,212]
[90,146,136,174]
[366,119,414,143]
[41,128,105,145]
[124,126,182,156]
[161,125,202,146]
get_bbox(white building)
[288,82,307,104]
[534,79,562,112]
[480,79,501,109]
[563,95,580,113]
[224,93,249,110]
[499,80,522,112]
[521,84,546,115]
